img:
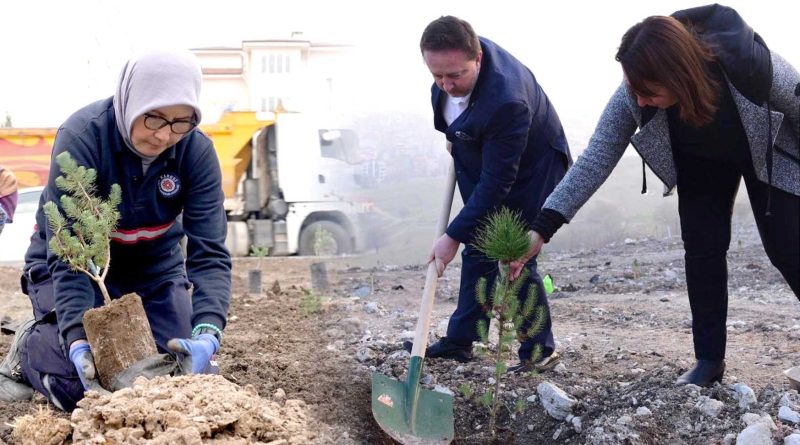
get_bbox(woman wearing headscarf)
[0,50,231,410]
[511,4,799,387]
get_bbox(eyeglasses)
[143,113,197,134]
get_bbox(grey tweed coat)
[544,51,800,221]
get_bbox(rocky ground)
[0,223,799,444]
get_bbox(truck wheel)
[225,221,251,257]
[298,221,353,256]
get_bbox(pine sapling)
[43,152,121,304]
[43,152,160,389]
[471,207,549,436]
[250,245,269,270]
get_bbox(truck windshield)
[319,129,360,165]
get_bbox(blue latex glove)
[167,333,219,374]
[68,342,107,393]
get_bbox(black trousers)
[675,150,800,360]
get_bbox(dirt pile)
[2,230,798,444]
[13,374,312,444]
[11,407,71,445]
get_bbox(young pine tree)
[472,207,548,436]
[43,152,121,305]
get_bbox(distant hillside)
[550,153,754,251]
[351,150,755,267]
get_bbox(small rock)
[352,285,371,298]
[741,413,777,430]
[421,374,433,385]
[326,340,345,351]
[389,350,410,360]
[436,319,449,338]
[723,433,736,445]
[696,396,724,418]
[635,407,652,417]
[433,385,454,396]
[364,302,379,314]
[617,415,632,425]
[779,406,800,424]
[731,383,757,409]
[736,422,772,445]
[571,416,582,433]
[784,433,800,445]
[553,363,567,375]
[273,388,286,401]
[781,392,800,411]
[398,330,415,341]
[355,348,371,363]
[537,381,577,420]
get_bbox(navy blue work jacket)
[24,98,231,346]
[432,37,572,244]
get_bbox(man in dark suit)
[406,16,572,372]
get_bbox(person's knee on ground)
[0,318,36,402]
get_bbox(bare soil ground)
[0,224,798,444]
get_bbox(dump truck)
[0,111,370,257]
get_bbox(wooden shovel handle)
[410,162,456,358]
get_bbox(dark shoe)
[675,360,725,387]
[402,337,473,363]
[508,351,561,374]
[0,318,34,402]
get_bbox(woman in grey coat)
[511,5,799,387]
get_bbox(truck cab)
[201,111,368,257]
[0,111,369,258]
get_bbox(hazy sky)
[1,0,798,135]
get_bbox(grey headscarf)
[112,50,203,163]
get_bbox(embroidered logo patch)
[158,173,180,198]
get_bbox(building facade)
[192,37,356,123]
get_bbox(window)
[260,97,279,111]
[319,129,360,164]
[265,54,292,74]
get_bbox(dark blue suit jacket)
[433,37,572,244]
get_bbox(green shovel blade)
[372,364,454,444]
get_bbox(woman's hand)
[508,230,545,280]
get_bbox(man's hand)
[167,333,219,374]
[427,233,460,277]
[68,340,108,393]
[508,230,545,280]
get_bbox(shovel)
[372,162,456,444]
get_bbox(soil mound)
[15,374,312,444]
